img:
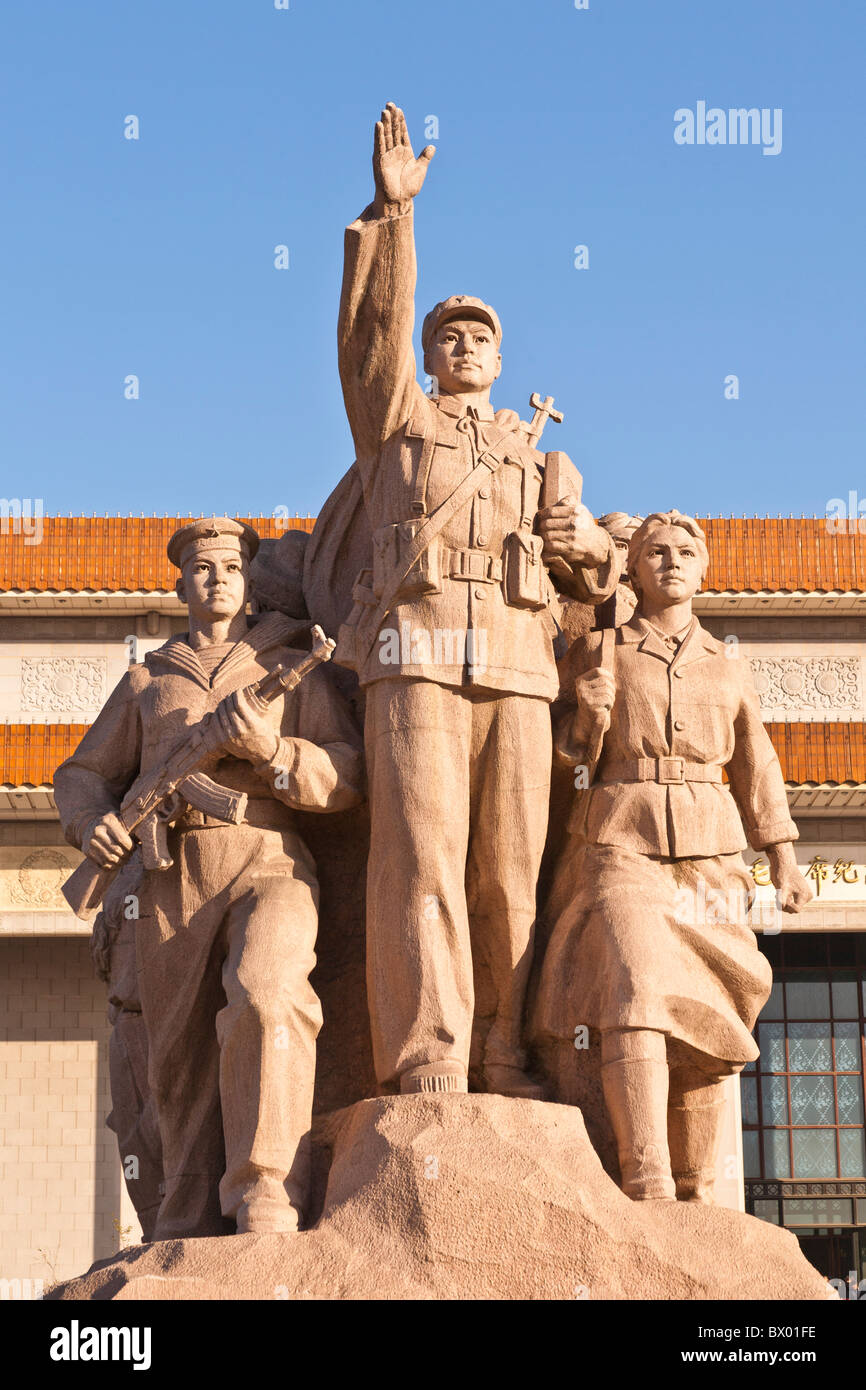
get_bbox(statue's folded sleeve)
[54,668,144,850]
[253,662,365,814]
[726,660,798,849]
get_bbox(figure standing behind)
[555,511,643,648]
[336,104,618,1098]
[534,511,812,1202]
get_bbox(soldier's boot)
[481,993,544,1099]
[482,1062,544,1101]
[153,1173,232,1240]
[234,1169,303,1235]
[399,1061,469,1094]
[602,1056,677,1201]
[668,1074,726,1204]
[478,927,542,1099]
[136,1201,163,1243]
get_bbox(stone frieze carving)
[750,656,861,711]
[8,849,75,907]
[20,657,106,713]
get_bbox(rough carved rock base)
[49,1095,830,1301]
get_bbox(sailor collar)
[145,610,309,691]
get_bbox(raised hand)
[373,103,435,217]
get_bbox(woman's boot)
[601,1029,676,1201]
[668,1070,726,1203]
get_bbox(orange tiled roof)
[700,518,866,592]
[0,516,315,593]
[2,721,865,790]
[765,722,866,785]
[0,724,90,786]
[0,515,863,594]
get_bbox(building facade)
[1,515,864,1288]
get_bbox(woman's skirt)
[533,843,773,1074]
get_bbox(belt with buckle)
[446,548,503,583]
[600,758,724,785]
[177,798,291,832]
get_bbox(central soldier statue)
[333,103,618,1098]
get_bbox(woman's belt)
[599,758,724,785]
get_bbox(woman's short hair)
[627,510,709,589]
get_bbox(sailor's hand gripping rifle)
[62,625,336,922]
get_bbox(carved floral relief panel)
[749,656,861,713]
[0,847,81,912]
[20,657,106,715]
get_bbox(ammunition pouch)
[334,568,376,671]
[372,520,443,601]
[337,523,558,672]
[503,530,548,610]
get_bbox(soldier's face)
[608,531,632,582]
[426,319,501,394]
[633,526,704,605]
[177,548,249,622]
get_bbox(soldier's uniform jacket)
[337,207,618,699]
[54,611,364,850]
[555,614,798,859]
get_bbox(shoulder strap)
[599,623,616,671]
[409,410,436,517]
[361,421,518,663]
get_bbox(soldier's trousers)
[107,1007,163,1241]
[136,823,322,1239]
[102,878,163,1241]
[364,677,552,1088]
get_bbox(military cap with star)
[167,516,260,571]
[421,295,502,355]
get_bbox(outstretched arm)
[338,105,435,472]
[727,665,812,913]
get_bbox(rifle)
[62,625,336,922]
[583,624,616,780]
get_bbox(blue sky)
[0,1,863,520]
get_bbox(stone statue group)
[56,106,812,1241]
